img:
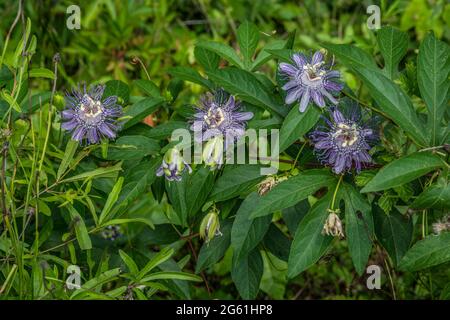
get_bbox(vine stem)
[290,141,307,174]
[330,175,344,210]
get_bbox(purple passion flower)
[279,50,343,112]
[61,84,122,144]
[190,90,253,148]
[156,148,192,182]
[310,108,375,174]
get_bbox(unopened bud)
[199,210,222,243]
[202,136,224,170]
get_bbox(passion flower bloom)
[61,84,122,144]
[156,148,192,181]
[279,50,343,112]
[310,107,375,174]
[190,90,253,148]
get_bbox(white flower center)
[333,123,360,148]
[204,107,225,128]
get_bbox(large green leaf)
[262,224,291,262]
[373,206,413,266]
[231,249,263,300]
[194,46,220,70]
[209,164,264,202]
[101,135,160,160]
[339,183,373,275]
[325,43,428,146]
[122,97,165,130]
[323,43,380,71]
[168,66,214,90]
[236,21,259,69]
[411,179,450,210]
[196,219,232,273]
[287,191,334,278]
[165,167,214,225]
[361,152,444,192]
[196,41,243,68]
[376,26,408,79]
[103,80,130,104]
[248,170,335,218]
[279,105,320,152]
[231,192,273,261]
[417,32,450,146]
[399,233,450,272]
[206,67,287,117]
[112,157,161,215]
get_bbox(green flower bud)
[202,136,224,170]
[199,210,222,243]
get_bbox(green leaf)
[122,97,165,130]
[1,89,21,112]
[206,67,287,117]
[103,80,130,104]
[325,43,428,146]
[262,224,291,262]
[279,105,320,152]
[197,40,243,68]
[61,162,122,183]
[265,48,294,63]
[67,205,92,250]
[231,249,263,300]
[137,247,174,280]
[237,21,259,69]
[411,180,450,210]
[196,219,232,273]
[249,170,335,218]
[377,26,408,79]
[231,192,273,261]
[139,271,202,283]
[168,66,214,90]
[100,135,160,160]
[57,139,78,180]
[70,268,121,299]
[194,46,220,70]
[373,206,413,266]
[28,67,55,79]
[339,183,373,275]
[103,218,154,229]
[417,32,450,146]
[146,121,189,140]
[119,250,139,275]
[134,79,162,98]
[361,152,444,193]
[98,177,124,225]
[113,157,160,214]
[209,165,265,202]
[399,233,450,272]
[287,191,334,278]
[252,39,290,71]
[323,43,380,71]
[166,167,214,226]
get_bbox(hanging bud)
[322,209,344,238]
[202,136,224,170]
[199,210,222,243]
[156,148,192,181]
